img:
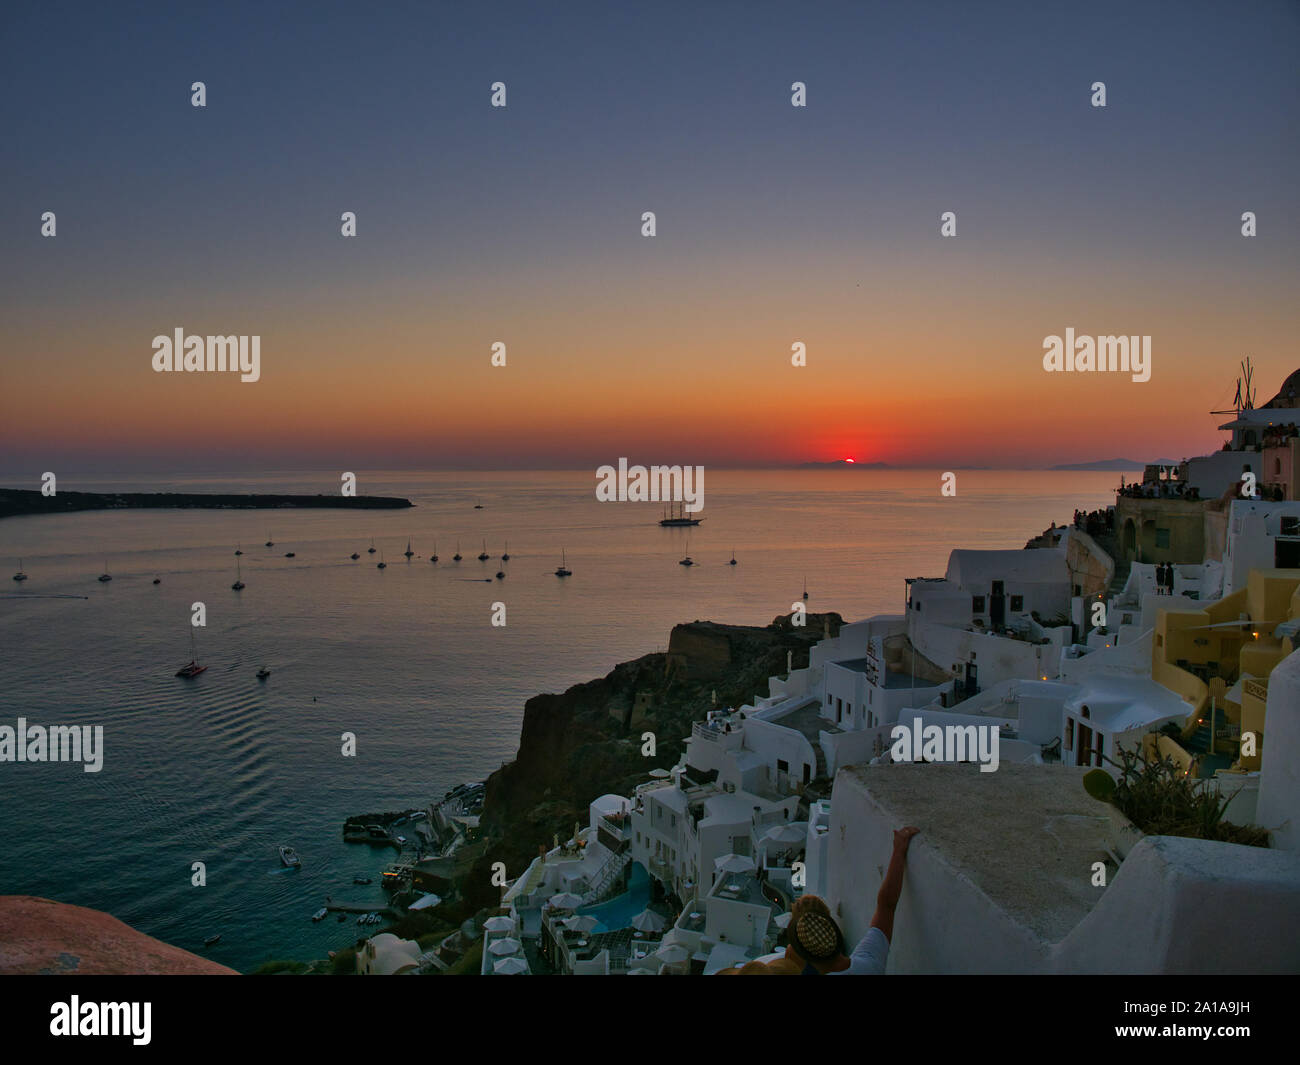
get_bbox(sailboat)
[453,541,462,562]
[377,552,387,570]
[12,559,27,582]
[351,551,360,560]
[802,577,809,600]
[477,539,490,561]
[729,549,738,566]
[235,544,243,556]
[404,538,414,559]
[474,498,484,509]
[266,533,274,547]
[232,558,245,591]
[367,539,376,554]
[153,575,161,585]
[430,540,439,563]
[555,549,572,578]
[679,542,695,567]
[659,501,702,527]
[501,541,510,561]
[176,628,206,678]
[97,560,112,582]
[495,569,505,580]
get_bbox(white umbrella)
[762,823,805,845]
[493,956,528,975]
[483,915,514,933]
[655,943,688,964]
[774,912,792,929]
[649,768,671,779]
[549,892,583,910]
[713,853,756,874]
[631,909,665,932]
[563,914,599,933]
[488,937,521,956]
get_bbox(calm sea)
[0,468,1115,971]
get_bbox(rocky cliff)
[458,613,841,911]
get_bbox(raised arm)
[869,826,919,943]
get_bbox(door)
[990,580,1006,629]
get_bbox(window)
[777,759,789,774]
[836,698,843,722]
[670,813,676,828]
[972,595,986,613]
[803,764,811,784]
[825,691,832,705]
[1156,528,1171,549]
[1010,595,1024,612]
[1065,718,1074,751]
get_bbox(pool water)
[578,862,652,932]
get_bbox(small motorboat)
[351,552,360,560]
[153,576,161,584]
[204,934,221,947]
[256,667,271,680]
[495,571,505,580]
[279,845,301,868]
[284,552,295,558]
[312,907,328,922]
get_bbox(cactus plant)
[1083,768,1116,804]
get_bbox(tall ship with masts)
[658,501,703,527]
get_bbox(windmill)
[1211,356,1257,415]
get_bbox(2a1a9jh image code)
[1125,1002,1251,1017]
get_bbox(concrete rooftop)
[839,762,1112,943]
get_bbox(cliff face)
[0,896,237,975]
[461,614,841,911]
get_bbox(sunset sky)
[1,1,1297,474]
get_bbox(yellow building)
[1150,569,1300,774]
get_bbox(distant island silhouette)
[1048,458,1178,471]
[0,489,413,520]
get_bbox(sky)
[1,0,1297,474]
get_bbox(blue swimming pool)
[577,862,652,932]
